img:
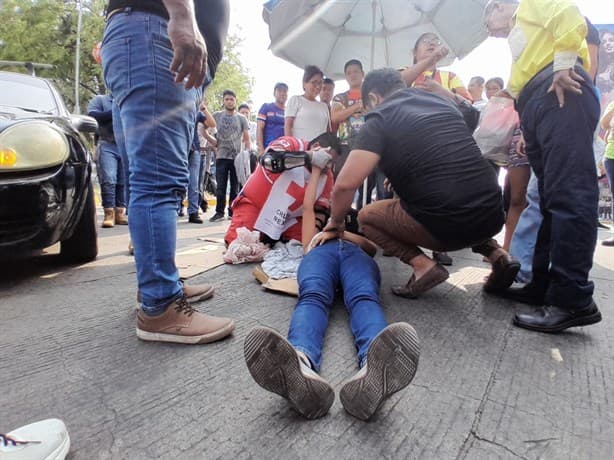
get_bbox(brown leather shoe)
[136,296,234,344]
[115,207,128,225]
[483,252,521,293]
[392,263,449,299]
[183,282,215,302]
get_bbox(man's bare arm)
[284,117,294,137]
[331,101,363,124]
[256,120,266,155]
[242,129,251,151]
[162,0,207,89]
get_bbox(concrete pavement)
[1,214,613,460]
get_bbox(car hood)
[0,107,69,133]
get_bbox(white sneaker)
[340,323,420,420]
[0,419,70,460]
[244,327,334,419]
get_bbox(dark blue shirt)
[192,111,206,151]
[257,102,285,148]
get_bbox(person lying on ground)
[224,133,338,246]
[318,68,519,300]
[243,164,420,421]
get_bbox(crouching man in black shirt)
[317,68,519,298]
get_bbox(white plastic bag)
[473,96,519,165]
[234,150,252,188]
[224,227,269,264]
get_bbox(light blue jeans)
[101,10,201,314]
[288,240,388,371]
[510,171,541,283]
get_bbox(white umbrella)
[263,0,489,80]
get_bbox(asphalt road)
[1,213,613,460]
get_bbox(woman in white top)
[285,65,330,141]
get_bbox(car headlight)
[0,121,69,171]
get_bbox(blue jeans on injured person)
[187,149,201,215]
[97,140,126,209]
[101,10,202,315]
[510,171,541,283]
[288,239,388,372]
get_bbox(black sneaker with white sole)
[244,327,334,420]
[209,212,224,222]
[339,323,420,421]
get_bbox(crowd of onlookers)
[8,2,614,457]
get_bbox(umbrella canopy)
[264,0,489,79]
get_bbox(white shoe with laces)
[0,419,70,460]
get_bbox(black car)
[0,71,99,263]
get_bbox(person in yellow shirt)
[484,0,602,333]
[601,101,614,247]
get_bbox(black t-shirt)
[107,0,229,78]
[353,88,504,247]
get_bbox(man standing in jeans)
[87,93,128,228]
[210,90,251,222]
[484,0,602,333]
[101,0,235,344]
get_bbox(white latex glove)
[308,147,332,170]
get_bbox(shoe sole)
[483,261,521,293]
[244,327,334,419]
[513,311,602,333]
[136,320,235,344]
[47,432,70,460]
[339,323,420,421]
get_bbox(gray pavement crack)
[456,323,515,460]
[471,432,530,460]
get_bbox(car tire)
[60,180,98,263]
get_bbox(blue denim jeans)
[97,140,126,209]
[288,240,388,371]
[101,10,201,314]
[510,171,541,283]
[187,150,201,215]
[215,158,238,215]
[112,101,130,214]
[520,69,599,309]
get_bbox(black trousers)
[519,66,600,309]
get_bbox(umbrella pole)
[363,0,377,209]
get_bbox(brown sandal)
[392,263,449,299]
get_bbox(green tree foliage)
[206,33,253,113]
[0,0,106,112]
[0,0,252,113]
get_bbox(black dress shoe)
[513,301,602,333]
[597,221,610,230]
[189,213,203,224]
[602,237,614,247]
[482,253,520,293]
[491,282,546,305]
